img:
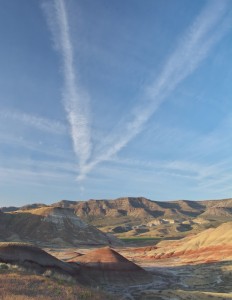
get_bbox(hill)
[0,207,121,247]
[73,247,152,286]
[127,221,232,264]
[177,221,232,251]
[0,242,78,275]
[0,242,114,300]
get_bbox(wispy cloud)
[79,0,232,179]
[111,108,232,185]
[0,156,77,176]
[43,0,92,171]
[0,108,66,135]
[43,0,232,182]
[0,132,72,159]
[0,158,77,188]
[90,155,232,199]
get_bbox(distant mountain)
[2,197,232,221]
[198,198,232,208]
[1,197,232,239]
[0,203,47,212]
[200,206,232,217]
[0,206,19,212]
[52,197,232,225]
[0,206,120,247]
[20,203,48,210]
[53,197,200,220]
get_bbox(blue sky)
[0,0,232,206]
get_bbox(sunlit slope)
[178,221,232,251]
[125,222,232,264]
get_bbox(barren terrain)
[45,245,232,300]
[1,199,232,299]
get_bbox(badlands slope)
[0,206,120,247]
[2,197,232,241]
[0,200,232,299]
[0,242,116,300]
[123,221,232,264]
[72,247,153,287]
[51,197,232,240]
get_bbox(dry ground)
[0,265,116,300]
[48,246,232,300]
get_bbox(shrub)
[0,262,9,270]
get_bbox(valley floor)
[127,260,232,300]
[50,247,232,300]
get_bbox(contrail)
[43,0,91,172]
[43,0,231,181]
[78,0,232,180]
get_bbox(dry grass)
[0,267,115,300]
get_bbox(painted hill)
[128,221,232,264]
[0,242,115,299]
[73,247,152,286]
[0,207,121,247]
[177,221,232,250]
[74,247,143,271]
